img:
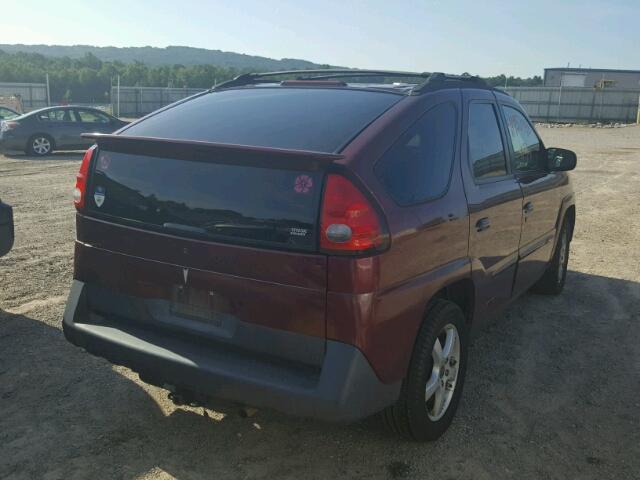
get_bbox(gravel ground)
[0,126,639,480]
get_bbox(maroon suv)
[63,70,576,441]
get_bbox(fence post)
[45,74,51,106]
[589,90,596,123]
[637,93,640,125]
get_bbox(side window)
[37,110,74,122]
[374,102,457,206]
[468,103,508,180]
[76,109,111,123]
[37,111,51,122]
[502,106,543,172]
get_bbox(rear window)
[88,150,323,251]
[122,88,402,153]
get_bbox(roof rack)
[212,69,491,94]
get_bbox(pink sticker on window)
[294,175,313,194]
[98,153,111,171]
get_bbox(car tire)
[531,219,570,295]
[383,299,468,441]
[27,134,54,156]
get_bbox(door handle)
[523,202,534,214]
[476,217,491,232]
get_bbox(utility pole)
[117,75,121,118]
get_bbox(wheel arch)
[427,277,476,326]
[564,204,576,242]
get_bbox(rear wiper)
[162,223,208,235]
[205,222,275,232]
[163,221,285,237]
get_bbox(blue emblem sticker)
[94,186,105,207]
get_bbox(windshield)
[0,108,19,120]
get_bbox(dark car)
[0,198,13,257]
[0,106,19,120]
[62,70,576,441]
[0,106,128,156]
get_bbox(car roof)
[23,105,110,116]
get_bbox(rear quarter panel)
[328,90,472,383]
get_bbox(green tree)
[0,50,544,103]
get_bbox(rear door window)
[122,88,402,153]
[375,102,457,205]
[76,109,112,124]
[88,150,323,251]
[468,103,508,180]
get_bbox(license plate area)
[170,285,223,328]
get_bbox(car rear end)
[63,86,404,420]
[0,117,22,151]
[0,113,32,152]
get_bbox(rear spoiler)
[81,133,344,171]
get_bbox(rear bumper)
[0,135,25,152]
[63,280,400,422]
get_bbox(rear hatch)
[73,87,402,368]
[75,141,332,367]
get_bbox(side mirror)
[546,148,577,171]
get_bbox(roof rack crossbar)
[213,69,431,90]
[212,69,492,94]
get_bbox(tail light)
[320,173,389,254]
[0,120,19,132]
[73,145,97,210]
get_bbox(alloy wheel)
[425,323,461,421]
[32,137,51,155]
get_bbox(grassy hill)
[0,44,333,71]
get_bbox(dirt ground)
[0,125,639,480]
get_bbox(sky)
[2,0,639,77]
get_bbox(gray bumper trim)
[63,280,401,422]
